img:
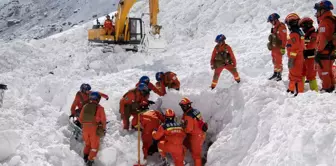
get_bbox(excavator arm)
[115,0,161,40]
[114,0,137,41]
[149,0,161,35]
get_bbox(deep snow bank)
[1,0,336,166]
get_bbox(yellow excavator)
[87,0,161,52]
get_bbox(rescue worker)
[136,75,164,96]
[285,13,305,96]
[119,83,150,130]
[70,83,108,127]
[267,13,288,81]
[179,97,207,166]
[152,109,186,166]
[298,17,319,91]
[79,92,107,166]
[210,34,240,89]
[104,15,114,35]
[314,0,336,92]
[155,71,180,95]
[135,101,165,159]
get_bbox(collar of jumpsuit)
[317,10,333,22]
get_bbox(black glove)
[288,58,294,69]
[69,114,75,119]
[315,53,323,69]
[148,100,155,105]
[152,138,158,144]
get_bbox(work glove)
[148,100,155,105]
[267,42,272,51]
[280,48,286,55]
[69,114,75,119]
[288,58,295,69]
[152,138,158,144]
[315,53,323,69]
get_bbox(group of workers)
[66,1,336,165]
[267,0,336,95]
[70,71,205,166]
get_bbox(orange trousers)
[317,60,335,90]
[104,28,113,35]
[271,48,283,72]
[211,65,240,88]
[158,141,185,166]
[184,134,205,166]
[83,126,100,161]
[142,133,153,159]
[288,60,304,93]
[302,58,317,81]
[122,111,136,130]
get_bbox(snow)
[1,0,336,166]
[0,131,20,161]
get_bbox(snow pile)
[0,131,20,161]
[1,0,336,166]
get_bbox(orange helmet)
[179,97,192,105]
[165,109,175,117]
[285,13,300,25]
[298,17,314,27]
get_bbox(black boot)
[268,72,277,80]
[275,72,282,81]
[83,154,89,163]
[159,156,169,166]
[86,160,94,166]
[325,86,335,93]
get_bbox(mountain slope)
[1,0,336,166]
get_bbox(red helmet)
[299,17,314,27]
[165,109,175,117]
[285,13,300,25]
[179,97,192,105]
[139,100,149,110]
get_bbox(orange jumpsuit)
[135,82,164,96]
[137,110,165,159]
[182,109,206,166]
[79,102,106,161]
[152,119,186,166]
[271,21,287,73]
[71,91,108,116]
[286,29,305,93]
[316,11,336,91]
[104,19,114,35]
[302,27,317,81]
[210,43,240,88]
[119,89,148,130]
[155,72,180,95]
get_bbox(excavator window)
[128,18,143,44]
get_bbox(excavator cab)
[88,0,163,52]
[128,18,143,44]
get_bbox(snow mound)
[1,0,336,166]
[0,131,20,161]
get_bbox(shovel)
[134,113,145,166]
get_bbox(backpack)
[325,15,336,52]
[186,109,208,132]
